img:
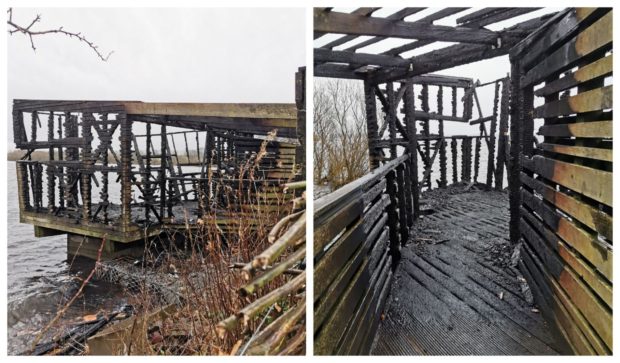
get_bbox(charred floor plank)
[371,185,571,355]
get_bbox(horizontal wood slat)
[537,120,611,138]
[522,10,612,87]
[522,155,612,207]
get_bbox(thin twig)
[7,7,113,61]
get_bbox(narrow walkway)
[371,185,570,355]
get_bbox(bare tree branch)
[7,7,113,61]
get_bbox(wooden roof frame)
[314,7,557,85]
[12,99,297,136]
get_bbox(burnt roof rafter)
[314,9,506,45]
[313,7,558,84]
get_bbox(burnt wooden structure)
[511,9,612,354]
[12,68,306,259]
[313,8,612,356]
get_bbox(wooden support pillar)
[386,82,397,159]
[451,86,457,117]
[420,84,430,189]
[47,112,55,211]
[57,114,64,209]
[385,169,401,266]
[403,161,413,227]
[404,84,419,218]
[145,122,152,222]
[474,133,481,182]
[396,164,408,245]
[16,162,30,210]
[64,112,79,210]
[461,137,472,182]
[486,81,501,188]
[437,86,447,187]
[295,67,306,176]
[119,113,132,228]
[508,61,522,244]
[81,113,93,222]
[451,138,458,184]
[364,79,381,169]
[495,77,510,190]
[160,124,167,219]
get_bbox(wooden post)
[403,161,413,227]
[508,60,522,244]
[119,113,132,228]
[495,77,510,190]
[57,114,64,209]
[420,84,430,189]
[404,84,420,218]
[385,169,401,265]
[386,82,397,159]
[396,163,408,245]
[160,124,167,219]
[486,81,500,188]
[364,80,381,169]
[295,67,306,176]
[47,112,55,211]
[437,86,447,187]
[145,122,152,222]
[451,138,458,184]
[81,113,93,221]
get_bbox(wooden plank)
[520,245,604,354]
[520,209,612,308]
[520,173,612,240]
[521,189,612,281]
[371,14,553,83]
[343,8,428,52]
[522,11,612,87]
[122,102,296,119]
[537,120,611,138]
[314,48,409,68]
[538,143,612,162]
[535,54,612,97]
[336,253,391,355]
[516,8,600,67]
[313,9,503,44]
[314,256,371,355]
[522,155,612,207]
[314,197,363,255]
[459,8,541,27]
[412,111,467,122]
[533,85,612,118]
[316,7,383,47]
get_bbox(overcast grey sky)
[7,7,305,148]
[314,7,560,136]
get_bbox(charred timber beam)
[369,14,554,84]
[314,9,503,44]
[339,8,427,52]
[119,113,132,228]
[458,8,540,27]
[344,8,457,52]
[314,7,380,40]
[508,60,522,244]
[495,77,510,190]
[314,48,410,68]
[364,80,381,169]
[486,81,500,188]
[404,84,419,218]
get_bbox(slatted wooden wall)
[510,8,612,355]
[314,155,413,355]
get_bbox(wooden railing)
[314,154,413,355]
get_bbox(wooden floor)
[371,186,571,355]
